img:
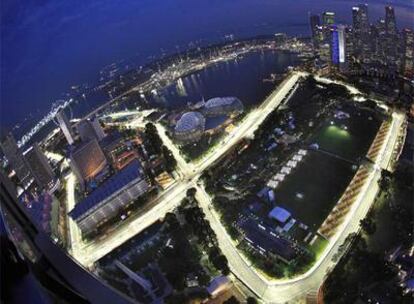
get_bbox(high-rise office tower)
[321,12,335,44]
[385,6,397,36]
[322,12,335,25]
[331,25,346,69]
[77,117,105,143]
[384,6,398,65]
[373,19,387,63]
[56,109,75,145]
[344,26,354,65]
[402,28,414,76]
[310,14,321,47]
[24,143,55,190]
[1,134,33,188]
[352,4,370,61]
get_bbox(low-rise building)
[69,160,149,236]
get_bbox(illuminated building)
[1,133,33,188]
[321,12,335,43]
[203,97,244,117]
[384,6,398,64]
[174,111,205,143]
[322,12,335,25]
[331,25,346,70]
[68,160,149,236]
[77,117,106,143]
[402,28,414,76]
[69,139,108,186]
[24,143,55,190]
[56,109,75,145]
[309,14,321,47]
[352,4,370,61]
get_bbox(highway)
[65,173,84,262]
[64,71,406,302]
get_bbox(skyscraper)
[320,12,336,45]
[402,28,414,76]
[352,4,370,61]
[331,25,346,69]
[77,117,106,143]
[56,109,75,145]
[1,134,33,188]
[310,14,321,47]
[384,6,398,65]
[24,143,55,190]
[322,12,335,25]
[385,6,397,36]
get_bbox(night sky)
[1,0,413,132]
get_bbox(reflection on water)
[147,50,299,110]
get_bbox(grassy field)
[274,151,355,230]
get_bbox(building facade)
[77,117,106,143]
[352,4,370,62]
[402,28,414,76]
[56,109,75,145]
[69,139,108,185]
[203,97,244,117]
[174,111,206,143]
[330,25,346,70]
[310,14,321,48]
[24,143,55,190]
[1,134,33,188]
[69,160,149,236]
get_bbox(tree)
[144,122,163,155]
[186,187,197,198]
[162,145,177,172]
[304,75,317,89]
[212,254,230,275]
[360,217,376,235]
[224,296,240,304]
[247,297,258,304]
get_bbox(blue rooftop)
[269,206,291,223]
[69,160,143,220]
[240,217,296,262]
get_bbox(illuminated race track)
[65,71,406,302]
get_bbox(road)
[67,71,301,266]
[65,173,84,262]
[193,103,405,303]
[195,72,301,172]
[64,71,406,302]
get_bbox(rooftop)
[240,217,297,262]
[269,206,291,223]
[204,96,243,109]
[69,160,144,220]
[175,111,205,133]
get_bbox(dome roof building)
[203,97,244,117]
[174,111,206,143]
